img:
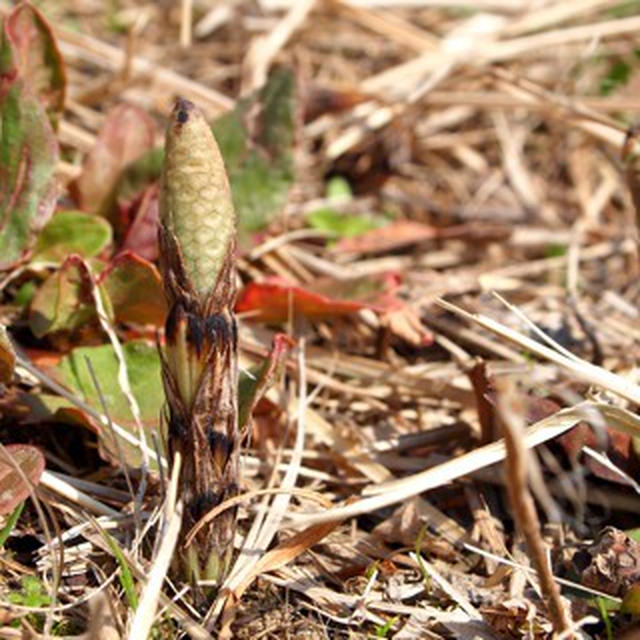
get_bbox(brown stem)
[495,378,573,637]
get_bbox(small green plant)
[8,575,50,630]
[375,616,399,637]
[596,596,615,640]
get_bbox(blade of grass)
[0,502,24,547]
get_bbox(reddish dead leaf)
[0,444,45,514]
[618,623,640,640]
[72,103,155,214]
[523,395,562,425]
[0,324,15,384]
[119,183,160,260]
[501,393,639,485]
[237,275,432,345]
[99,251,166,326]
[559,421,637,484]
[236,277,368,322]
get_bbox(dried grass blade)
[127,503,182,639]
[286,404,589,527]
[437,299,640,406]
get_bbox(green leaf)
[375,616,399,637]
[212,69,296,238]
[607,1,640,19]
[308,208,380,239]
[326,175,352,199]
[28,255,97,338]
[8,575,50,608]
[3,2,66,127]
[100,526,138,610]
[56,341,164,468]
[14,279,37,306]
[600,59,632,96]
[32,210,113,263]
[29,250,164,337]
[0,79,58,269]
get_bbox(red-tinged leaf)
[0,324,15,384]
[120,184,159,260]
[0,444,44,515]
[0,80,58,269]
[236,277,368,323]
[100,251,166,326]
[72,103,155,214]
[28,254,97,338]
[236,274,431,345]
[4,3,66,126]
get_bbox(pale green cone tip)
[160,98,236,302]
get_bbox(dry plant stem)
[159,98,239,592]
[495,379,573,636]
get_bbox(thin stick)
[495,378,573,635]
